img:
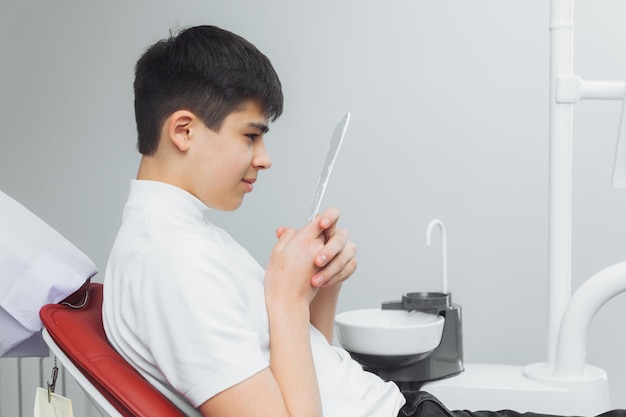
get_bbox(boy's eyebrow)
[247,121,270,134]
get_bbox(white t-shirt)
[103,180,404,417]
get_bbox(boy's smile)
[242,176,256,192]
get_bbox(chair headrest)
[40,283,185,417]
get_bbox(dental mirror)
[306,113,351,223]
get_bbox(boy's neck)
[136,155,177,184]
[136,155,157,181]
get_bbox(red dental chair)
[39,282,186,417]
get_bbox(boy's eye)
[245,134,259,141]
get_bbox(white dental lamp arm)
[555,75,626,188]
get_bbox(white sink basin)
[335,308,445,356]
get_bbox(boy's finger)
[318,207,339,231]
[275,226,287,238]
[304,207,340,242]
[302,214,328,238]
[312,257,357,288]
[315,229,350,267]
[313,239,356,285]
[273,227,297,251]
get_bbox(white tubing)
[548,0,575,368]
[555,261,626,376]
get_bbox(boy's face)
[184,100,271,210]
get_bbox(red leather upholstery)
[40,283,186,417]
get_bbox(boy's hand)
[310,207,357,288]
[275,207,357,289]
[266,219,326,306]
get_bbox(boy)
[102,25,404,417]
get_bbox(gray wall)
[2,0,626,409]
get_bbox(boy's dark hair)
[134,25,284,155]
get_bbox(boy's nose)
[253,139,272,169]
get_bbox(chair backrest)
[40,282,186,417]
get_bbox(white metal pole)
[548,0,575,368]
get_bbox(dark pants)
[399,391,626,417]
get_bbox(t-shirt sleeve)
[131,234,268,407]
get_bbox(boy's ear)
[166,110,196,152]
